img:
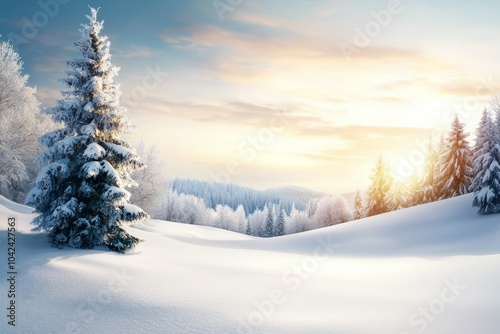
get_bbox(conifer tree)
[407,172,424,207]
[421,139,438,203]
[25,8,147,252]
[472,110,500,214]
[353,190,364,220]
[388,180,408,211]
[435,115,472,200]
[274,204,285,236]
[245,220,252,236]
[493,103,500,150]
[471,109,493,192]
[366,155,392,216]
[263,205,274,237]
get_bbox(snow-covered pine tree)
[421,138,438,203]
[0,39,53,201]
[263,205,274,237]
[406,172,424,207]
[366,155,392,217]
[388,180,407,211]
[245,220,252,235]
[493,103,500,150]
[353,190,364,219]
[471,109,493,192]
[472,110,500,214]
[274,204,285,236]
[25,8,148,253]
[435,115,473,200]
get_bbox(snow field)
[0,194,499,333]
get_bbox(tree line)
[358,110,500,217]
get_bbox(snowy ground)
[1,194,499,334]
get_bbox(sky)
[1,0,499,194]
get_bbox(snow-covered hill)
[1,194,499,333]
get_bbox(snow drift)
[0,194,499,333]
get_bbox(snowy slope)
[0,194,499,334]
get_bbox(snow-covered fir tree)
[472,109,500,214]
[0,39,53,201]
[263,205,274,237]
[471,109,493,192]
[245,220,252,235]
[274,204,285,236]
[421,138,439,203]
[435,115,472,200]
[388,180,408,211]
[25,8,147,253]
[353,190,364,219]
[406,172,423,207]
[366,155,392,216]
[491,101,500,155]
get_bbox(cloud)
[159,21,464,95]
[114,45,152,59]
[290,125,435,168]
[231,11,288,27]
[130,96,289,126]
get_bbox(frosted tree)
[472,110,500,214]
[263,205,274,237]
[248,206,267,237]
[245,220,252,235]
[421,139,439,203]
[435,115,472,200]
[489,95,500,140]
[177,193,206,225]
[353,190,364,219]
[388,181,408,211]
[274,204,285,236]
[406,172,423,207]
[491,99,500,152]
[471,109,493,192]
[0,39,53,201]
[313,196,353,228]
[25,8,147,252]
[285,206,310,234]
[230,205,247,233]
[366,155,392,216]
[129,141,168,215]
[157,187,178,221]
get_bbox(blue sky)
[1,0,499,193]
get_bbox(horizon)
[1,0,498,194]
